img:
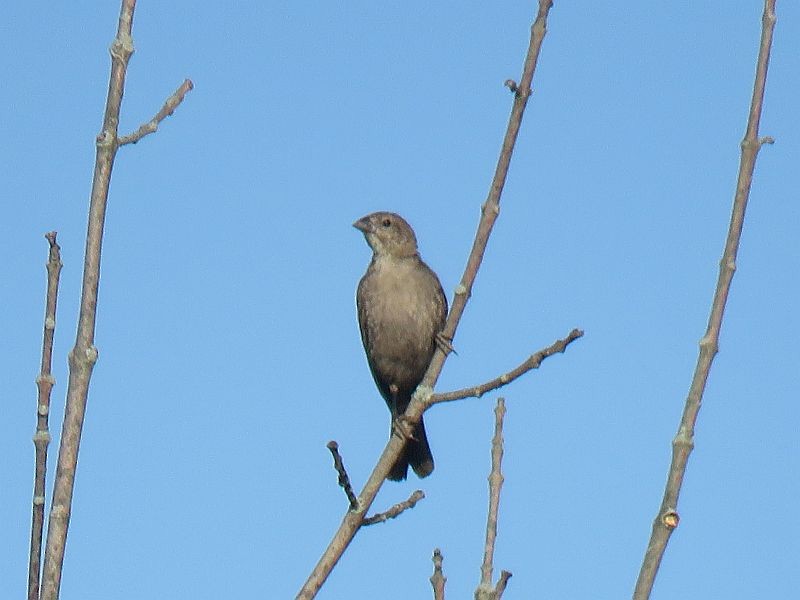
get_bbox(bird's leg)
[389,384,418,442]
[436,331,457,356]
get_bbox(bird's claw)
[436,332,457,356]
[392,416,418,442]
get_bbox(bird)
[354,211,448,480]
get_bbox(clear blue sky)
[3,3,798,599]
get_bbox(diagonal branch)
[432,329,583,404]
[327,441,358,511]
[633,1,777,598]
[118,78,194,146]
[28,232,63,600]
[362,490,425,526]
[296,3,556,598]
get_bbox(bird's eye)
[381,218,391,227]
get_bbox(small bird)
[354,212,447,480]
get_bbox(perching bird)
[354,212,447,480]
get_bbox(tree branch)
[40,2,191,597]
[475,399,511,600]
[430,548,447,600]
[295,3,556,598]
[633,1,777,597]
[432,329,583,404]
[327,441,358,511]
[493,571,512,599]
[362,490,425,526]
[118,78,194,146]
[28,232,63,600]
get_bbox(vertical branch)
[430,548,447,600]
[633,1,777,598]
[295,3,554,598]
[39,2,137,598]
[475,399,510,600]
[28,232,63,600]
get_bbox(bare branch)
[432,329,583,404]
[475,399,511,600]
[633,1,777,597]
[40,3,137,594]
[40,2,191,597]
[327,441,358,511]
[430,548,447,600]
[28,232,63,600]
[362,490,425,526]
[296,5,556,597]
[118,78,194,145]
[494,571,512,599]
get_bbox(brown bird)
[354,212,447,480]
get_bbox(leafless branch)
[362,490,425,526]
[494,571,512,599]
[118,78,194,145]
[475,399,511,600]
[39,2,191,598]
[27,232,63,600]
[295,4,556,597]
[430,548,447,600]
[327,441,358,511]
[633,1,777,597]
[432,329,583,404]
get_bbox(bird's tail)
[388,415,434,481]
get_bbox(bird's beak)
[353,216,372,233]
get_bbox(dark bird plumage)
[354,212,447,480]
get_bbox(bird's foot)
[392,416,418,442]
[436,332,457,356]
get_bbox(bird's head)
[353,212,419,258]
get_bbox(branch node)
[661,510,680,529]
[411,384,434,405]
[109,35,134,61]
[95,130,116,149]
[36,374,56,386]
[84,345,99,364]
[33,431,51,444]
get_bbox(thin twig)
[295,5,555,597]
[40,2,191,598]
[362,490,425,526]
[430,548,447,600]
[433,329,583,404]
[27,232,63,600]
[633,2,777,598]
[475,399,510,600]
[327,441,358,511]
[118,78,194,145]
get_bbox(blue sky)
[2,3,798,599]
